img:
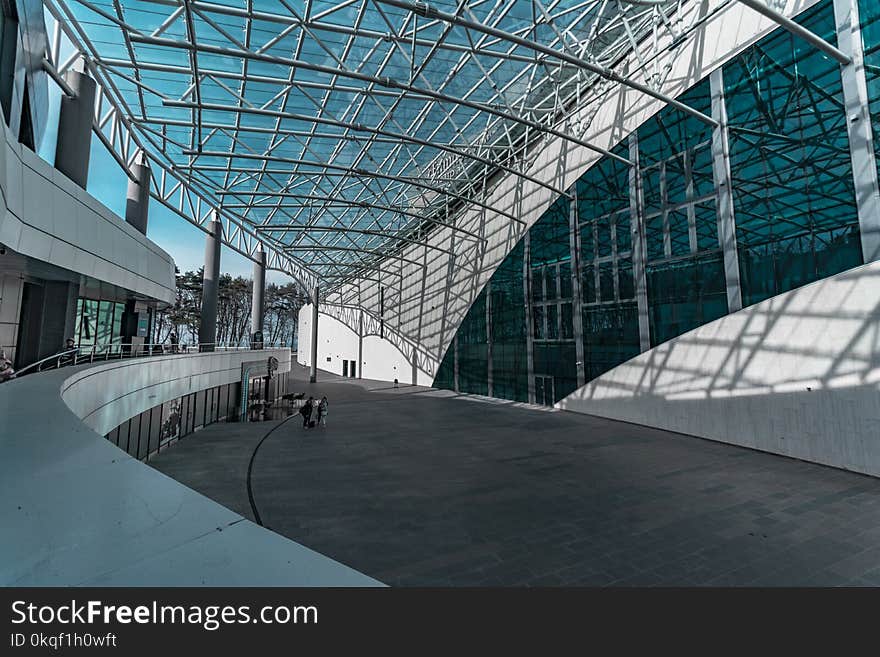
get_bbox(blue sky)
[39,83,292,285]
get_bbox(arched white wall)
[558,261,880,477]
[63,348,291,435]
[297,304,433,384]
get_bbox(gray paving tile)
[149,364,880,587]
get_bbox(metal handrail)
[8,341,293,380]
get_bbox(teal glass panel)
[596,217,612,257]
[692,144,715,198]
[694,200,719,251]
[638,80,714,168]
[559,262,573,299]
[531,267,543,302]
[111,302,124,345]
[725,0,861,306]
[561,302,573,339]
[533,305,545,340]
[73,298,84,346]
[546,305,559,340]
[580,225,594,261]
[582,303,641,381]
[582,266,596,303]
[96,301,114,346]
[530,196,570,266]
[576,143,630,223]
[647,253,728,346]
[618,262,635,300]
[646,215,665,261]
[669,209,690,256]
[490,241,528,402]
[642,167,662,215]
[458,288,488,396]
[599,262,614,301]
[545,267,557,300]
[615,212,632,253]
[79,299,98,346]
[433,344,455,391]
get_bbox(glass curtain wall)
[638,80,729,346]
[531,197,577,402]
[434,0,868,405]
[725,1,861,307]
[73,298,126,351]
[578,142,641,380]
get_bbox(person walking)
[317,396,328,427]
[300,396,314,428]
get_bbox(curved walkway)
[150,365,880,586]
[0,356,380,586]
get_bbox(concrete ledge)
[0,120,176,304]
[558,261,880,478]
[0,351,382,586]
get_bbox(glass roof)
[50,0,685,288]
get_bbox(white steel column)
[835,0,880,263]
[486,280,493,398]
[628,133,652,352]
[523,230,535,403]
[569,185,586,387]
[309,286,319,383]
[710,68,744,313]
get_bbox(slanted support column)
[835,0,880,263]
[125,151,151,235]
[569,184,586,387]
[309,286,319,383]
[628,133,652,352]
[358,307,364,379]
[710,68,744,313]
[54,62,96,189]
[486,280,493,397]
[251,248,266,348]
[199,217,222,352]
[523,230,535,403]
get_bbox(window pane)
[546,305,559,340]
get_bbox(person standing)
[300,396,314,428]
[318,396,328,427]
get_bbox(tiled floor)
[149,366,880,586]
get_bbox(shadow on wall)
[558,262,880,477]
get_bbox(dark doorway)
[14,281,43,369]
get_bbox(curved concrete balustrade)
[0,350,381,586]
[558,261,880,478]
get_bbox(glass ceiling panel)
[50,0,685,287]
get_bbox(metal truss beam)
[377,0,718,127]
[127,33,633,166]
[735,0,851,65]
[181,150,521,224]
[164,99,570,198]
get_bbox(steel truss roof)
[44,0,718,290]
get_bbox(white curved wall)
[63,348,291,435]
[558,261,880,477]
[297,304,431,384]
[0,350,379,585]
